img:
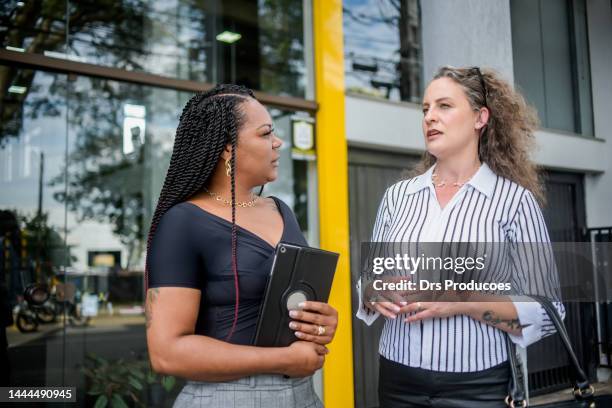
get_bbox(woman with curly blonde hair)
[357,66,564,407]
[412,66,544,204]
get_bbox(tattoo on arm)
[482,310,529,331]
[145,288,159,329]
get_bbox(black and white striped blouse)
[356,163,565,372]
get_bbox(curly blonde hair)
[413,66,545,205]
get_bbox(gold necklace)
[431,172,470,188]
[202,187,259,208]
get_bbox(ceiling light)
[216,31,242,44]
[8,85,27,94]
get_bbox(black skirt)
[378,355,510,408]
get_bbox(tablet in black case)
[253,242,339,347]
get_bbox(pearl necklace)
[202,187,259,208]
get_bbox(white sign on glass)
[81,294,99,317]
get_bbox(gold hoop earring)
[225,158,232,177]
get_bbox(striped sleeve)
[355,185,394,326]
[508,190,566,347]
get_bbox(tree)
[0,0,149,146]
[343,0,422,102]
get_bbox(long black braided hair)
[145,84,255,341]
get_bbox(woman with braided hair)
[145,84,336,407]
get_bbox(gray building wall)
[584,0,612,228]
[421,0,514,83]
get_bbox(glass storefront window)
[510,0,594,136]
[343,0,423,103]
[1,64,314,406]
[0,1,67,57]
[1,0,309,98]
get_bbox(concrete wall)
[345,95,424,154]
[584,0,612,228]
[421,0,514,82]
[346,93,608,174]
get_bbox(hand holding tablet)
[253,242,339,347]
[288,300,338,345]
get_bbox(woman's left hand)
[288,301,338,345]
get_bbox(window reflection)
[1,64,313,406]
[1,0,308,98]
[343,0,422,103]
[0,1,67,56]
[59,78,187,284]
[1,68,71,389]
[510,0,594,136]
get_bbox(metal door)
[348,147,418,408]
[528,171,595,395]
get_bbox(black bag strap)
[506,296,594,407]
[505,335,527,407]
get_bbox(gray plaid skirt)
[172,374,323,408]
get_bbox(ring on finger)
[416,302,423,313]
[317,325,326,336]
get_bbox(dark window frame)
[0,49,318,113]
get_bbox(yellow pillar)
[313,1,354,407]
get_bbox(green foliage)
[161,376,176,393]
[19,211,77,276]
[82,352,176,408]
[94,394,109,408]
